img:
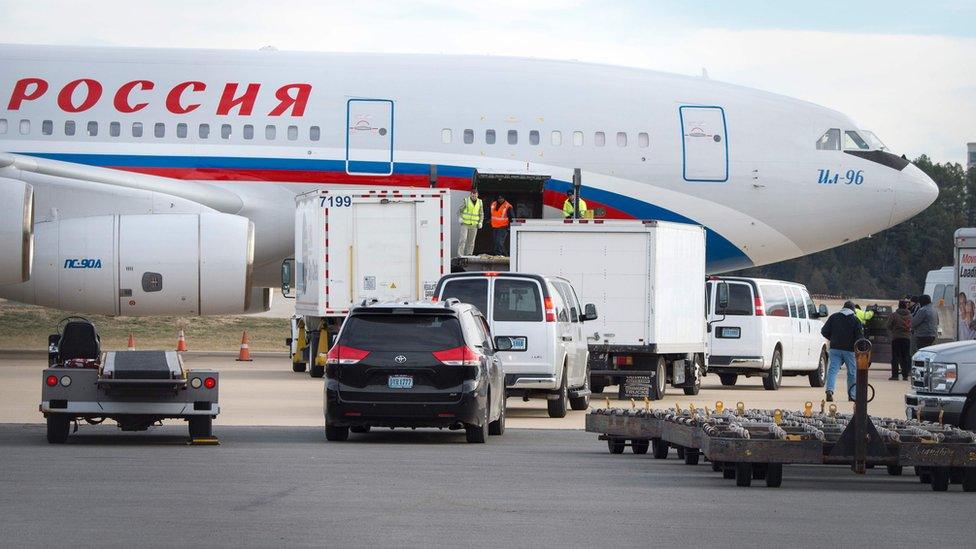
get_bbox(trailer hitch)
[828,339,891,473]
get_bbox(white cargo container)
[286,188,450,377]
[509,219,707,399]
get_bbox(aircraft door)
[679,105,728,182]
[346,98,394,176]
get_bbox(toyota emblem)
[394,355,407,364]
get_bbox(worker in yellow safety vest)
[457,188,483,256]
[562,189,588,218]
[490,195,515,256]
[853,304,875,325]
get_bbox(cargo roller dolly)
[586,340,976,491]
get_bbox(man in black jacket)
[820,301,864,402]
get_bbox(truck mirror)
[818,304,828,318]
[280,259,294,298]
[582,303,598,322]
[717,282,730,313]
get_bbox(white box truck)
[509,219,707,399]
[283,188,451,376]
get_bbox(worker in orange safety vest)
[490,195,515,256]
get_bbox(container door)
[490,277,550,377]
[708,281,757,360]
[679,105,728,182]
[346,99,394,176]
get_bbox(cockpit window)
[860,130,888,152]
[816,128,840,150]
[843,130,870,150]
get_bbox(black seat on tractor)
[58,321,101,363]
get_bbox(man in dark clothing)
[820,300,864,402]
[887,299,913,381]
[912,294,939,349]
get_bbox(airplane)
[0,44,938,316]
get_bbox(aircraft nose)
[891,162,939,224]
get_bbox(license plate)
[388,375,413,389]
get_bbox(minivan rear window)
[340,314,463,352]
[494,279,543,322]
[441,279,488,315]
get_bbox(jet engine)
[0,212,260,316]
[0,177,34,284]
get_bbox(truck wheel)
[763,349,783,391]
[683,355,703,396]
[735,463,753,487]
[809,350,827,387]
[930,467,950,491]
[188,416,212,438]
[649,357,667,400]
[651,438,669,459]
[765,464,784,488]
[719,373,738,386]
[569,365,590,411]
[465,404,489,443]
[46,415,70,444]
[325,423,349,442]
[292,362,306,373]
[547,365,569,418]
[632,439,649,454]
[607,438,625,454]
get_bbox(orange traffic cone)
[176,330,188,352]
[236,330,252,362]
[127,333,136,351]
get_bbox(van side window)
[790,287,807,319]
[761,284,789,317]
[722,283,754,316]
[549,288,569,322]
[440,279,488,317]
[803,290,816,319]
[493,279,542,322]
[786,288,798,318]
[554,282,579,322]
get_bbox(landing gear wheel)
[683,448,700,465]
[465,403,489,443]
[809,349,827,387]
[683,354,703,396]
[325,423,349,441]
[735,463,753,487]
[719,373,738,386]
[765,464,783,488]
[651,438,669,459]
[46,415,70,444]
[649,356,667,400]
[292,362,306,373]
[188,416,212,438]
[930,467,950,492]
[350,426,370,434]
[488,397,505,436]
[569,365,590,411]
[763,349,783,391]
[886,465,903,476]
[548,365,569,418]
[632,439,649,455]
[607,438,625,454]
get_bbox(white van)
[433,272,596,418]
[706,277,829,390]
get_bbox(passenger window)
[221,124,232,139]
[803,290,816,319]
[594,131,605,147]
[549,288,569,322]
[786,288,799,318]
[287,125,298,140]
[19,119,30,135]
[723,283,754,316]
[843,130,870,150]
[485,129,496,144]
[573,131,583,146]
[551,130,562,146]
[154,123,165,138]
[616,132,627,147]
[42,120,53,135]
[129,122,140,137]
[791,287,807,319]
[0,119,6,134]
[816,128,840,150]
[507,130,517,145]
[934,284,945,303]
[243,124,254,140]
[310,126,321,141]
[199,124,210,139]
[529,130,540,146]
[441,128,452,144]
[110,121,121,137]
[176,123,187,138]
[463,129,474,144]
[555,283,579,322]
[87,121,97,137]
[265,125,276,140]
[440,279,488,317]
[638,132,649,148]
[761,285,789,317]
[493,279,542,322]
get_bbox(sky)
[0,0,973,164]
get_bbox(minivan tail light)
[754,297,765,316]
[544,296,556,322]
[432,346,480,366]
[326,345,370,365]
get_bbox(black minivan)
[324,300,506,443]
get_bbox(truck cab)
[905,340,976,429]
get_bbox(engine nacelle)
[0,213,255,316]
[0,177,34,284]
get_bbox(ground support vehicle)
[40,318,219,443]
[510,219,706,400]
[323,300,505,443]
[906,340,976,429]
[284,188,450,377]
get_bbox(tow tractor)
[39,317,220,443]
